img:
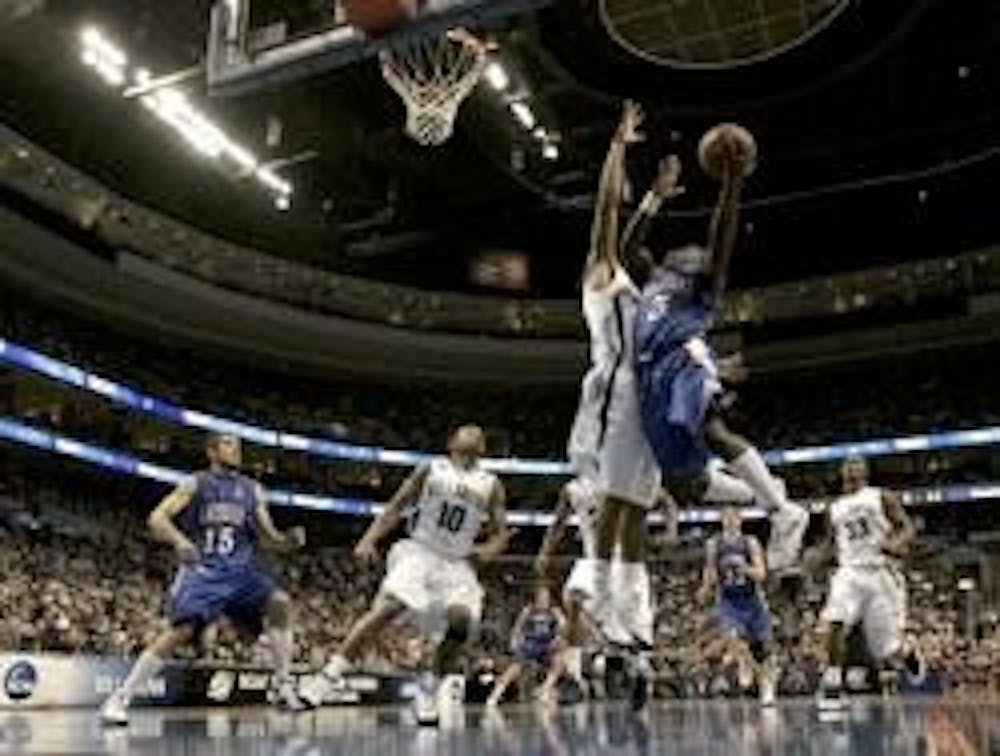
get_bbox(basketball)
[342,0,420,36]
[698,123,757,181]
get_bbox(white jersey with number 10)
[409,457,497,559]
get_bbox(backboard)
[207,0,552,98]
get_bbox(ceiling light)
[542,142,559,161]
[79,26,289,200]
[532,127,546,140]
[484,61,509,91]
[257,166,293,196]
[80,27,126,67]
[274,194,291,211]
[228,143,258,172]
[510,101,535,130]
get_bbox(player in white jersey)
[301,425,508,724]
[534,478,610,698]
[817,455,920,709]
[566,103,760,690]
[535,477,677,707]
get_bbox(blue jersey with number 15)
[178,470,259,572]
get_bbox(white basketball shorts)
[379,539,484,624]
[567,369,661,509]
[821,564,906,660]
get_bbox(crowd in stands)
[2,456,999,699]
[3,283,1000,470]
[4,126,1000,338]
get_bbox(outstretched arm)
[882,490,916,558]
[620,155,685,285]
[535,483,573,576]
[706,158,747,302]
[584,101,643,286]
[697,537,718,605]
[254,484,306,552]
[744,536,768,584]
[148,477,200,562]
[473,479,510,564]
[355,464,430,559]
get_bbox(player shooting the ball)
[620,115,809,574]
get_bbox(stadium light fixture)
[256,166,293,197]
[79,26,127,88]
[510,101,536,130]
[484,61,510,91]
[78,25,291,200]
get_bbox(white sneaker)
[759,671,776,707]
[767,503,809,573]
[274,680,308,712]
[816,668,846,712]
[99,694,129,727]
[535,685,556,707]
[737,660,754,692]
[438,674,466,726]
[299,654,350,710]
[412,673,440,727]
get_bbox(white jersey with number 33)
[830,485,891,568]
[410,457,497,559]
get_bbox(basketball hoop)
[380,28,489,146]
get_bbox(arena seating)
[1,457,997,696]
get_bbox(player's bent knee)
[704,417,747,460]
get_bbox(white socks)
[615,562,654,647]
[117,650,165,702]
[704,461,756,504]
[728,447,788,512]
[268,627,294,685]
[823,666,844,688]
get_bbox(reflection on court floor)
[1,698,998,755]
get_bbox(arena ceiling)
[0,0,998,298]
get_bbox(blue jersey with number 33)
[179,470,259,572]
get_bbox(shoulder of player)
[585,261,637,295]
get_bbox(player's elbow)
[146,510,164,533]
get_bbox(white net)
[379,28,489,146]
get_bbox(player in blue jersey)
[697,506,776,705]
[99,433,307,725]
[618,135,808,574]
[486,584,567,707]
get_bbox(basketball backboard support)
[206,0,553,98]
